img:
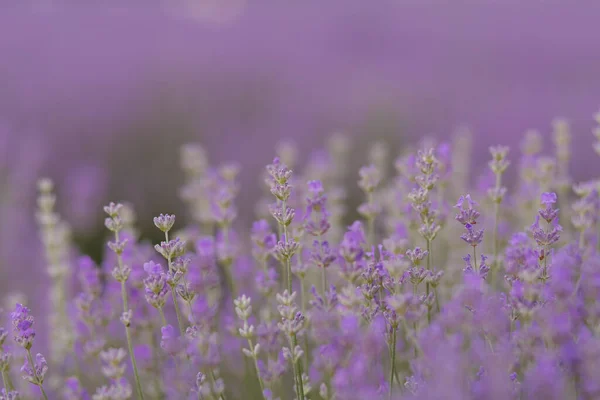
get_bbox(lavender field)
[2,2,600,399]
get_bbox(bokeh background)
[1,1,600,309]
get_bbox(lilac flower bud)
[20,353,47,384]
[107,238,128,255]
[418,221,441,242]
[103,202,123,218]
[111,264,131,283]
[463,254,490,280]
[270,182,292,202]
[0,327,7,347]
[120,310,133,327]
[357,201,382,220]
[530,216,562,247]
[99,348,127,380]
[304,214,331,237]
[339,221,366,263]
[153,213,176,233]
[386,293,413,317]
[160,325,181,356]
[11,304,36,350]
[309,241,337,269]
[406,247,428,266]
[358,165,381,193]
[416,148,437,174]
[489,145,510,174]
[454,194,481,226]
[274,238,300,262]
[104,216,123,233]
[234,295,252,320]
[77,256,102,297]
[0,389,19,400]
[176,283,196,304]
[269,204,295,227]
[487,186,507,203]
[266,157,293,185]
[154,238,186,260]
[0,352,11,372]
[256,268,279,295]
[143,261,169,309]
[426,269,444,287]
[461,223,484,247]
[63,376,89,400]
[408,267,430,286]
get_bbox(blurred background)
[1,1,600,303]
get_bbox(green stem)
[426,239,431,324]
[291,334,305,400]
[492,202,500,288]
[159,308,168,328]
[1,369,12,394]
[389,327,397,400]
[209,370,226,400]
[115,229,145,400]
[247,338,266,399]
[26,349,48,400]
[281,200,293,294]
[473,246,478,272]
[121,283,145,400]
[165,231,186,336]
[366,191,376,245]
[171,291,186,336]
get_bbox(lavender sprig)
[104,203,144,400]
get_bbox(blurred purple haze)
[1,1,600,299]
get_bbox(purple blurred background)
[1,1,600,298]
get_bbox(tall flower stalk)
[104,203,144,400]
[487,146,510,286]
[266,157,305,399]
[10,304,48,400]
[408,149,441,323]
[35,179,74,373]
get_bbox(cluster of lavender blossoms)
[4,117,600,400]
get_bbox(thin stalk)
[0,346,14,391]
[222,225,236,298]
[209,370,226,400]
[426,239,431,324]
[322,268,328,299]
[247,338,266,399]
[473,246,478,272]
[159,308,168,328]
[1,369,12,393]
[115,230,145,400]
[26,349,48,400]
[282,200,292,294]
[291,334,305,400]
[170,291,186,335]
[367,192,375,246]
[300,278,310,369]
[491,172,502,287]
[165,231,186,336]
[121,282,145,400]
[388,327,397,400]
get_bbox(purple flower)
[10,304,36,349]
[540,192,558,207]
[21,353,47,384]
[455,194,481,226]
[461,223,484,247]
[143,261,169,309]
